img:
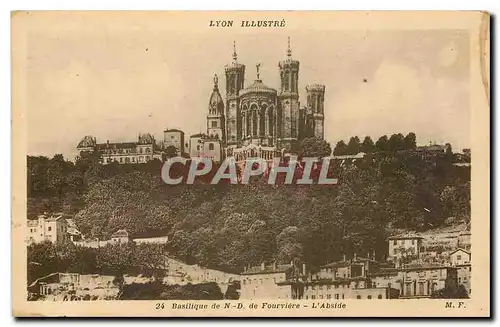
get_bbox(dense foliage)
[27,134,470,273]
[27,241,167,285]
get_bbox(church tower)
[207,74,225,141]
[278,37,300,152]
[224,41,245,148]
[306,84,325,139]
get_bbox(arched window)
[367,295,372,299]
[268,106,274,136]
[252,110,257,136]
[377,294,383,299]
[209,143,214,150]
[356,295,361,299]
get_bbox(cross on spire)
[287,36,292,58]
[232,40,237,63]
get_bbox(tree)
[388,133,405,151]
[133,243,168,280]
[360,136,375,153]
[333,140,347,156]
[404,132,417,150]
[298,137,331,158]
[431,283,469,299]
[345,136,361,155]
[164,145,178,159]
[375,135,389,152]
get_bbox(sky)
[26,26,470,160]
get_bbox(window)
[312,285,316,290]
[171,135,175,139]
[319,295,323,299]
[211,121,217,128]
[335,294,339,300]
[378,295,383,299]
[209,143,214,150]
[457,255,462,260]
[305,296,308,299]
[48,227,52,231]
[242,280,246,285]
[342,294,345,299]
[356,295,361,299]
[311,295,316,300]
[327,294,331,299]
[412,240,415,245]
[393,240,397,245]
[327,285,331,290]
[319,285,323,290]
[367,295,372,299]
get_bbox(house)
[239,263,293,300]
[26,213,69,245]
[398,265,457,298]
[449,249,471,266]
[110,229,130,244]
[387,235,424,262]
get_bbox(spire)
[256,63,261,80]
[287,36,292,58]
[232,40,237,63]
[213,73,219,89]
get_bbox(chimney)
[261,262,265,271]
[343,254,346,261]
[302,263,306,275]
[354,253,357,261]
[273,261,277,271]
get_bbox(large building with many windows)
[76,133,162,164]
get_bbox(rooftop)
[241,264,292,275]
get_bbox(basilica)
[204,38,326,163]
[76,38,326,165]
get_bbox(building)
[449,249,471,266]
[163,129,185,156]
[388,235,424,262]
[109,229,130,244]
[76,133,162,164]
[456,264,471,296]
[188,132,223,162]
[398,266,457,298]
[26,213,69,245]
[239,263,293,300]
[204,38,326,163]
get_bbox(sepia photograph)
[11,11,490,317]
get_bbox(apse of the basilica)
[206,38,326,163]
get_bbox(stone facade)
[217,38,326,162]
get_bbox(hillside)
[27,149,470,272]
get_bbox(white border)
[3,1,498,326]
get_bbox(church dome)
[209,74,224,115]
[240,79,277,96]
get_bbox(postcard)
[11,11,490,317]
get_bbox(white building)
[26,213,69,245]
[388,235,424,261]
[449,249,471,266]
